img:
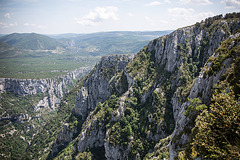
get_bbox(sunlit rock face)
[73,54,134,120]
[0,67,90,110]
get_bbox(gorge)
[0,13,240,160]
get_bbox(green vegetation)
[190,88,240,159]
[0,31,170,79]
[188,34,240,159]
[75,150,93,160]
[177,40,199,100]
[25,77,87,159]
[178,28,240,160]
[184,98,207,119]
[205,32,240,77]
[144,136,171,159]
[54,140,77,160]
[0,50,98,79]
[0,92,55,160]
[0,92,44,116]
[0,33,60,50]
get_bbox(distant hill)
[0,41,14,52]
[48,31,172,39]
[0,41,19,58]
[0,30,172,78]
[57,31,172,56]
[0,31,172,55]
[0,33,61,50]
[0,34,6,37]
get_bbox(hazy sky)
[0,0,239,34]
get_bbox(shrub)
[190,88,240,159]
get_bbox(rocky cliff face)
[169,32,240,159]
[0,67,90,127]
[148,21,240,160]
[146,19,240,159]
[54,15,240,160]
[50,123,78,157]
[73,54,134,120]
[49,54,134,157]
[0,67,90,110]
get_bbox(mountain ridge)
[52,14,240,160]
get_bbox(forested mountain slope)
[0,33,61,50]
[50,13,240,160]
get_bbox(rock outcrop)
[145,18,240,159]
[50,123,78,157]
[73,54,134,120]
[169,32,239,159]
[49,54,134,157]
[0,67,90,110]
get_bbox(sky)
[0,0,239,34]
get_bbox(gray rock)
[0,67,90,110]
[73,54,134,120]
[169,32,239,159]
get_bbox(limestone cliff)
[54,15,240,160]
[0,67,90,110]
[146,18,240,159]
[169,32,240,159]
[49,54,134,157]
[73,54,134,120]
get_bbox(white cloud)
[145,1,162,6]
[145,0,171,6]
[128,12,134,17]
[145,16,155,25]
[168,8,214,21]
[164,0,171,3]
[0,22,17,28]
[145,16,153,22]
[196,11,215,20]
[221,0,240,8]
[75,6,119,26]
[4,13,11,19]
[24,23,47,29]
[168,8,195,19]
[179,0,212,5]
[159,20,169,24]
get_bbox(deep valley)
[0,13,240,160]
